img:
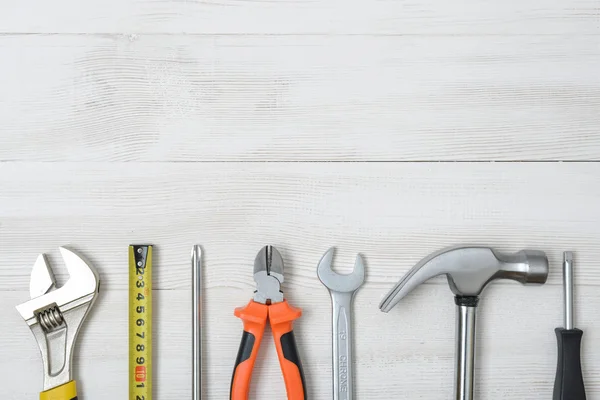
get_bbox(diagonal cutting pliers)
[230,246,306,400]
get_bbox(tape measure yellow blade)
[129,245,153,400]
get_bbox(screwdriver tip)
[564,251,573,263]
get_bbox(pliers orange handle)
[231,300,306,400]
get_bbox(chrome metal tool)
[317,248,365,400]
[380,246,548,400]
[16,247,100,400]
[192,245,203,400]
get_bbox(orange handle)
[231,300,268,400]
[270,300,306,400]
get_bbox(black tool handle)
[553,328,586,400]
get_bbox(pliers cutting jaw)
[253,245,284,304]
[231,246,306,400]
[15,247,100,398]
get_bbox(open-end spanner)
[15,247,100,400]
[317,247,365,400]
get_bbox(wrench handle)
[331,292,355,400]
[40,380,77,400]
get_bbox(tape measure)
[129,245,153,400]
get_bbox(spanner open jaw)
[317,248,365,400]
[15,247,100,393]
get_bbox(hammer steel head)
[317,247,365,293]
[379,246,548,312]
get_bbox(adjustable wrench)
[317,248,365,400]
[15,247,100,400]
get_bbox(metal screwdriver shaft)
[553,251,586,400]
[192,245,203,400]
[564,252,574,330]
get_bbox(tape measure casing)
[129,245,152,400]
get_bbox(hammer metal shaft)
[455,303,476,400]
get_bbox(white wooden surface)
[1,1,599,399]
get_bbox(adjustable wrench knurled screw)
[15,247,100,397]
[317,248,365,400]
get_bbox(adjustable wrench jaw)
[15,247,100,391]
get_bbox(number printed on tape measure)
[135,261,146,386]
[130,245,152,400]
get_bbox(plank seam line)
[0,32,599,38]
[1,160,599,164]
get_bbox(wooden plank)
[1,35,599,162]
[2,162,600,292]
[1,0,599,34]
[2,284,599,399]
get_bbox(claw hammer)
[380,246,548,400]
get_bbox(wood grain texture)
[2,283,599,398]
[1,0,599,34]
[1,35,599,162]
[2,163,600,399]
[2,0,599,397]
[2,162,600,291]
